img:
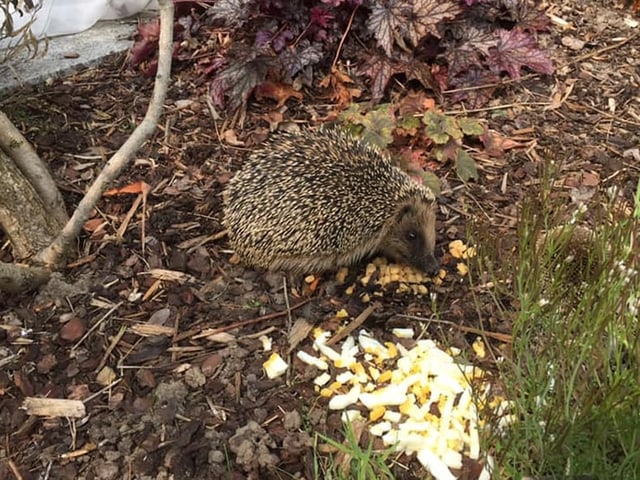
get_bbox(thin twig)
[443,102,551,116]
[332,5,360,69]
[398,314,512,343]
[566,32,640,66]
[34,0,174,267]
[326,305,376,346]
[189,298,314,340]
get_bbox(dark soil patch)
[1,1,639,478]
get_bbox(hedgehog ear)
[397,204,413,221]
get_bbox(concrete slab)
[0,19,138,98]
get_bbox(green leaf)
[420,170,441,196]
[359,104,395,149]
[432,147,446,163]
[423,110,462,144]
[339,103,364,124]
[443,115,463,140]
[458,117,485,136]
[423,111,449,144]
[634,177,640,219]
[399,115,421,131]
[455,149,478,182]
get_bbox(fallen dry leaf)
[480,130,524,157]
[104,180,151,196]
[319,66,362,108]
[253,80,303,108]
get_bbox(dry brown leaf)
[104,180,150,196]
[287,318,314,353]
[222,129,244,146]
[396,90,436,117]
[480,130,524,157]
[253,80,303,108]
[319,67,362,108]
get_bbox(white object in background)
[44,0,108,37]
[0,0,107,43]
[0,0,158,51]
[102,0,158,20]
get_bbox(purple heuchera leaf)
[208,0,252,28]
[367,0,462,56]
[272,30,295,52]
[255,29,272,47]
[367,0,402,56]
[449,68,501,107]
[279,42,323,77]
[356,53,395,103]
[405,0,463,46]
[310,7,334,28]
[210,55,272,110]
[488,27,554,78]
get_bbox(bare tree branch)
[0,148,64,259]
[0,261,50,293]
[0,110,68,226]
[34,0,175,268]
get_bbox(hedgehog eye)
[405,230,418,242]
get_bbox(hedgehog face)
[379,197,439,276]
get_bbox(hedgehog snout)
[411,252,440,277]
[404,251,440,277]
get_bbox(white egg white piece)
[259,335,272,351]
[369,421,393,436]
[315,341,341,362]
[360,384,408,409]
[341,409,363,423]
[391,327,415,339]
[297,350,329,370]
[313,372,332,387]
[335,371,355,384]
[329,385,361,410]
[383,410,402,423]
[358,331,389,357]
[417,449,456,480]
[263,353,288,379]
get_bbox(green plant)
[422,110,483,182]
[471,165,640,478]
[314,420,396,480]
[337,102,484,186]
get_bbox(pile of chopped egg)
[334,240,476,298]
[263,240,499,479]
[265,327,511,480]
[337,257,444,298]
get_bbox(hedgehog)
[222,128,439,276]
